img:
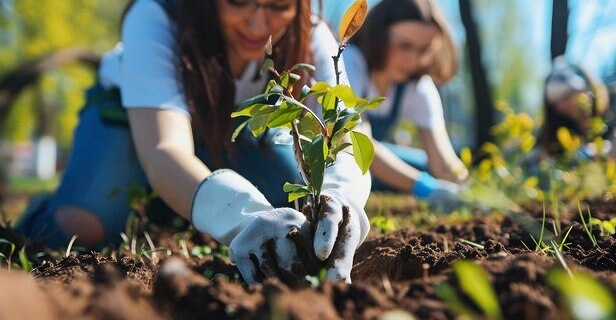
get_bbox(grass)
[8,176,59,195]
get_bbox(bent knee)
[54,206,105,246]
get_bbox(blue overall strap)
[367,84,407,141]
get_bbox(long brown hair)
[351,0,457,84]
[175,0,312,163]
[122,0,312,163]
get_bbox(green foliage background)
[0,0,128,149]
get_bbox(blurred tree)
[551,0,569,59]
[459,0,494,149]
[0,0,128,149]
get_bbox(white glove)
[310,152,371,283]
[190,169,318,284]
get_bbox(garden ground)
[0,192,614,319]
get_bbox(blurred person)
[16,0,371,284]
[539,56,613,158]
[343,0,468,211]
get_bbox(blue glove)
[412,172,464,212]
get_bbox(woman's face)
[217,0,297,67]
[385,21,440,83]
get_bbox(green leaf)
[327,142,352,163]
[280,72,290,89]
[332,108,361,137]
[318,91,337,111]
[349,130,374,174]
[261,58,274,75]
[280,72,301,90]
[238,93,282,112]
[547,269,616,320]
[303,135,327,193]
[265,35,273,55]
[356,96,386,112]
[231,119,249,142]
[19,247,32,272]
[265,79,278,93]
[291,63,316,73]
[602,220,615,235]
[248,108,275,136]
[266,85,284,98]
[231,103,269,118]
[330,85,364,107]
[283,182,313,202]
[453,261,502,319]
[310,81,330,93]
[267,101,303,128]
[297,111,322,140]
[435,283,479,318]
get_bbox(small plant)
[0,238,15,271]
[578,202,598,246]
[65,235,78,257]
[588,216,616,237]
[368,205,396,233]
[459,238,485,250]
[120,183,158,259]
[526,203,572,254]
[436,260,503,320]
[231,0,379,216]
[304,268,328,288]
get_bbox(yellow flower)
[520,135,536,153]
[517,113,534,131]
[460,147,473,168]
[524,176,539,188]
[557,127,581,152]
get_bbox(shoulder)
[413,75,439,96]
[123,0,173,32]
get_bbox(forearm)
[139,146,210,219]
[370,140,422,192]
[127,108,210,220]
[419,128,468,182]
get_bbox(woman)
[343,0,467,211]
[539,56,613,158]
[16,0,370,283]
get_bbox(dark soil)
[0,199,614,319]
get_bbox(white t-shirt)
[342,44,446,130]
[98,0,344,117]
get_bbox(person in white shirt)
[16,0,371,284]
[343,0,468,211]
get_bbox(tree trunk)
[550,0,569,59]
[459,0,494,149]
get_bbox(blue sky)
[319,0,616,81]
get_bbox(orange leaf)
[338,0,368,44]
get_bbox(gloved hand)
[308,153,371,283]
[412,171,465,213]
[190,169,319,284]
